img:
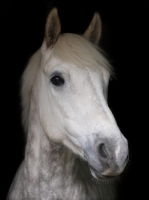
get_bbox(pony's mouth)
[88,164,117,180]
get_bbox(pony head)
[24,8,128,180]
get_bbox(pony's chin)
[89,165,116,180]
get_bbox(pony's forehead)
[43,33,112,75]
[44,53,109,79]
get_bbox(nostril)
[98,143,108,158]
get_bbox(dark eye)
[51,75,65,86]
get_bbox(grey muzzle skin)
[84,137,129,179]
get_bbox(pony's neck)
[24,93,90,199]
[23,93,42,198]
[24,93,115,199]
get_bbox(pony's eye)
[51,75,65,86]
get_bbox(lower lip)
[89,165,117,180]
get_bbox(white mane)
[21,49,41,134]
[52,33,112,73]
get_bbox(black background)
[1,0,146,199]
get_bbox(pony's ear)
[45,8,61,48]
[83,12,102,45]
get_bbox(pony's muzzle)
[98,141,129,174]
[85,137,129,179]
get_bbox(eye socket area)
[50,74,65,86]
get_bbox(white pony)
[7,8,128,200]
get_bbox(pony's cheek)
[39,112,65,143]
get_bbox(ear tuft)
[83,12,102,45]
[45,8,61,48]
